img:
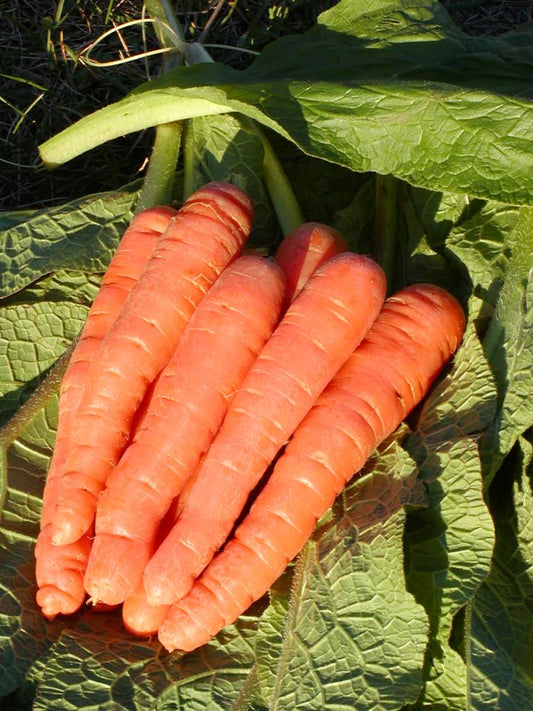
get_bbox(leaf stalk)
[373,173,399,293]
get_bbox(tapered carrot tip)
[143,539,196,606]
[122,584,169,637]
[36,585,85,621]
[84,534,152,605]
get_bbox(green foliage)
[256,439,428,711]
[2,0,533,708]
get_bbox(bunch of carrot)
[34,181,466,653]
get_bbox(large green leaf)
[254,437,428,710]
[468,436,533,709]
[40,1,533,205]
[247,0,533,95]
[32,613,260,710]
[0,301,87,424]
[403,322,497,709]
[39,75,533,207]
[0,400,58,699]
[0,187,138,299]
[480,207,533,484]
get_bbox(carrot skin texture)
[83,255,286,605]
[34,206,177,620]
[122,583,169,637]
[143,252,387,606]
[50,182,253,546]
[157,283,466,652]
[121,492,183,636]
[274,222,348,305]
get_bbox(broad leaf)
[468,436,533,709]
[40,2,533,205]
[256,437,428,710]
[0,301,87,424]
[248,0,533,97]
[403,323,497,709]
[0,188,138,299]
[481,208,533,484]
[32,614,260,710]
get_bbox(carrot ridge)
[157,283,466,652]
[143,252,387,607]
[34,205,177,619]
[83,254,286,605]
[50,182,253,547]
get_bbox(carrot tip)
[84,534,152,605]
[36,586,84,619]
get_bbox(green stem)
[258,124,303,235]
[185,42,214,66]
[0,343,75,448]
[180,42,214,203]
[373,173,398,293]
[144,0,187,67]
[182,120,197,201]
[137,0,188,209]
[136,121,182,211]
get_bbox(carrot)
[122,583,169,638]
[50,182,253,546]
[143,252,387,606]
[83,254,286,605]
[157,283,466,652]
[121,494,180,637]
[274,222,348,305]
[34,205,177,620]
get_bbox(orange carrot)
[143,252,387,606]
[157,283,466,652]
[50,182,253,546]
[83,254,286,605]
[122,583,169,638]
[122,495,180,637]
[274,222,348,305]
[34,206,177,620]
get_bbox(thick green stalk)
[144,0,187,64]
[258,124,303,236]
[182,120,197,201]
[136,121,182,211]
[137,0,188,210]
[373,173,398,292]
